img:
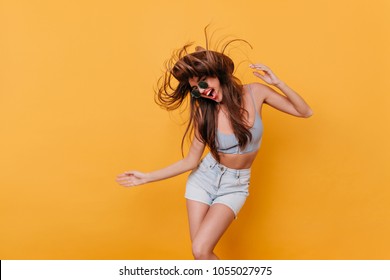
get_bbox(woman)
[116,40,312,260]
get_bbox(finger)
[116,174,131,181]
[117,179,136,187]
[250,63,267,69]
[125,181,137,187]
[253,72,272,84]
[253,71,266,80]
[117,171,137,179]
[116,177,126,183]
[116,176,134,184]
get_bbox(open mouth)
[204,89,215,98]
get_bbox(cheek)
[207,78,221,88]
[214,82,222,91]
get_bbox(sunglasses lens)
[198,81,208,89]
[190,81,208,98]
[191,89,201,98]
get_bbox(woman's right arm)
[116,135,206,187]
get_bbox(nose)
[198,87,206,94]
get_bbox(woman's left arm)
[250,63,313,118]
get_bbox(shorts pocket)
[236,174,251,186]
[197,160,210,173]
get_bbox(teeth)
[207,90,213,97]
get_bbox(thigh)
[186,199,210,242]
[191,203,235,252]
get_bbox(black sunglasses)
[190,81,208,98]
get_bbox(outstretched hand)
[250,64,282,86]
[116,170,149,187]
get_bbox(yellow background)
[1,0,389,259]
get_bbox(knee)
[191,240,212,260]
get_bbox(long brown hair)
[155,32,253,161]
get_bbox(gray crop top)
[216,85,263,154]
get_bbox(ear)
[195,46,206,52]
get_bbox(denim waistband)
[202,153,251,177]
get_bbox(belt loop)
[236,170,240,178]
[208,153,218,169]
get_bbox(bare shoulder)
[244,82,273,105]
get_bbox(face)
[188,76,223,103]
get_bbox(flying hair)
[155,26,254,161]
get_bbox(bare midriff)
[218,150,258,170]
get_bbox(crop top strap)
[248,84,258,113]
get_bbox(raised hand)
[250,63,282,86]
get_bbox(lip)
[203,88,212,96]
[203,88,216,99]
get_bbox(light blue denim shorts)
[185,153,251,217]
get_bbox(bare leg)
[186,199,210,242]
[186,199,235,260]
